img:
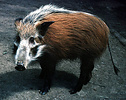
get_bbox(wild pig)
[13,4,119,95]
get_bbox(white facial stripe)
[29,40,40,48]
[32,45,46,60]
[15,47,20,64]
[15,39,29,66]
[14,41,19,46]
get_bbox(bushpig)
[13,5,119,95]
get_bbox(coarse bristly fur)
[14,4,115,95]
[23,4,78,24]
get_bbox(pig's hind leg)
[69,57,94,94]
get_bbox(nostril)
[17,61,24,66]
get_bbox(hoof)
[69,89,77,94]
[39,90,48,95]
[69,89,79,94]
[39,87,50,95]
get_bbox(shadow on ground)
[0,69,78,99]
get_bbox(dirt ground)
[0,0,126,100]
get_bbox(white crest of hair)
[23,4,94,24]
[23,4,80,24]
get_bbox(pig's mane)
[23,4,77,24]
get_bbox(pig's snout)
[15,61,26,71]
[15,65,25,71]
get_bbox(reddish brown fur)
[35,13,109,60]
[15,22,36,39]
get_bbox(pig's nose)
[15,61,25,71]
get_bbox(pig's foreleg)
[38,52,57,95]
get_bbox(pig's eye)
[29,37,34,44]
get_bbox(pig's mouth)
[15,65,26,71]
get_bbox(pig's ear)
[14,18,23,27]
[36,21,54,36]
